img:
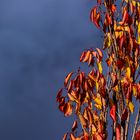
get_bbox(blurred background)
[0,0,102,139]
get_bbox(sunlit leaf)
[126,100,134,113]
[68,93,79,103]
[64,102,73,116]
[70,133,76,140]
[90,6,101,28]
[78,112,87,128]
[103,33,112,49]
[126,67,131,79]
[97,62,103,73]
[83,51,91,62]
[62,133,68,140]
[96,48,103,59]
[94,96,102,110]
[64,72,73,87]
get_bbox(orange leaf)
[96,48,103,59]
[83,108,88,120]
[68,93,79,103]
[64,72,73,87]
[62,133,68,140]
[96,134,103,140]
[90,7,101,28]
[70,133,77,140]
[83,51,91,62]
[80,51,86,62]
[126,67,131,79]
[111,4,116,13]
[87,109,93,125]
[110,105,116,122]
[78,113,87,128]
[64,102,73,116]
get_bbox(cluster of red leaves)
[57,0,140,139]
[57,49,108,140]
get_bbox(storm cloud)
[0,0,102,139]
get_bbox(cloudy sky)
[0,0,102,139]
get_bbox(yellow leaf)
[126,67,131,79]
[94,97,102,110]
[113,85,118,92]
[68,93,79,103]
[94,104,102,110]
[94,97,102,105]
[96,81,99,91]
[104,33,112,49]
[91,124,97,134]
[133,86,137,97]
[97,62,102,73]
[126,100,134,113]
[125,0,140,7]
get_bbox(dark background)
[0,0,102,139]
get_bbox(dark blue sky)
[0,0,102,139]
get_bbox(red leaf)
[59,101,65,112]
[106,14,112,25]
[116,124,121,140]
[120,9,129,25]
[110,105,116,122]
[80,131,89,140]
[90,7,101,28]
[116,59,124,69]
[56,88,63,102]
[135,129,140,140]
[64,72,73,87]
[121,108,128,121]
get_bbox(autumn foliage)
[56,0,140,140]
